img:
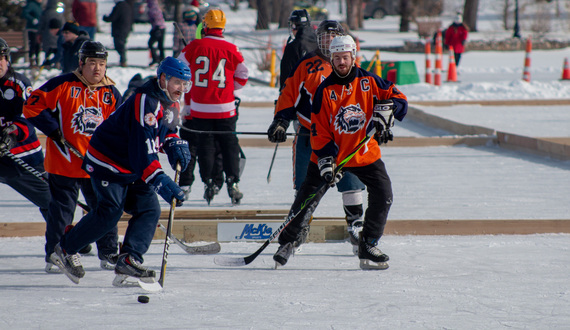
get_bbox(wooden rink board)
[2,214,570,241]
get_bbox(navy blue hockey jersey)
[82,79,182,184]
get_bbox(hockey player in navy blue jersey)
[0,38,54,271]
[50,57,192,285]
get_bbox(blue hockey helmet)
[157,57,191,81]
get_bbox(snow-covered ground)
[1,0,569,328]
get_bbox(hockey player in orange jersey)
[274,35,408,270]
[268,20,366,252]
[23,41,122,271]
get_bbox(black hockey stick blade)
[157,223,221,255]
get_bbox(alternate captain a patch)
[334,104,366,134]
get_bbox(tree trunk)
[256,0,270,30]
[279,0,295,29]
[399,0,411,32]
[463,0,480,32]
[346,0,358,30]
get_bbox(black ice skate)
[49,243,85,284]
[203,179,218,205]
[99,252,119,270]
[358,234,389,270]
[226,178,243,205]
[293,225,310,253]
[273,242,294,268]
[112,254,156,287]
[347,219,364,255]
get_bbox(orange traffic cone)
[561,58,570,80]
[522,38,532,82]
[446,46,458,82]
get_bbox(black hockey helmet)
[316,20,346,59]
[289,9,310,30]
[78,41,108,63]
[0,37,10,60]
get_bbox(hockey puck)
[138,295,150,304]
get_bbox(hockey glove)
[150,173,185,206]
[267,118,290,143]
[48,128,66,151]
[163,138,191,172]
[0,124,18,151]
[318,156,343,186]
[373,99,395,144]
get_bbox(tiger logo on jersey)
[72,105,104,136]
[334,104,366,134]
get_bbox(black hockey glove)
[163,138,191,172]
[267,118,290,143]
[150,173,185,206]
[48,128,66,151]
[318,156,343,186]
[373,99,395,144]
[0,124,18,151]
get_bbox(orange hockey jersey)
[274,51,331,130]
[310,67,408,167]
[23,72,122,178]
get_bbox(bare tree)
[256,0,271,30]
[346,0,364,30]
[463,0,480,32]
[399,0,411,32]
[279,0,295,28]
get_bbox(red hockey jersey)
[178,32,248,119]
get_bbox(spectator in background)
[444,13,469,68]
[147,0,166,66]
[72,0,98,40]
[103,0,134,67]
[60,21,90,73]
[38,0,64,68]
[173,6,200,58]
[21,0,42,67]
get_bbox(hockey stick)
[178,125,307,136]
[157,222,221,255]
[158,162,181,288]
[214,128,377,267]
[173,22,189,47]
[0,147,90,213]
[267,143,278,183]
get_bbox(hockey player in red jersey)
[274,35,408,270]
[48,57,191,285]
[23,41,122,272]
[178,8,249,205]
[0,37,54,271]
[268,20,366,252]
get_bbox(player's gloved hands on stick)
[318,156,343,186]
[164,138,191,171]
[0,124,19,150]
[373,99,395,144]
[150,173,185,206]
[48,128,66,150]
[267,118,290,143]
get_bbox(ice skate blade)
[49,254,81,284]
[100,260,115,270]
[45,262,62,274]
[359,259,389,270]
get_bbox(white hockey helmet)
[329,35,357,59]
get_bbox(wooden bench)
[0,31,29,63]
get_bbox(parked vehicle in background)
[294,1,328,21]
[363,0,443,20]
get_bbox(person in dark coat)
[60,21,91,73]
[38,0,64,68]
[103,0,135,67]
[21,0,42,67]
[279,9,317,90]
